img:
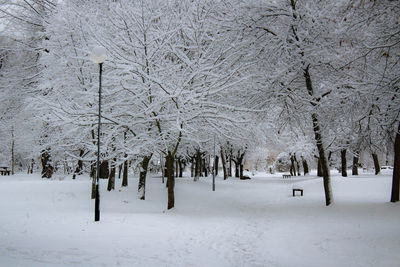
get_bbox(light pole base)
[95,184,100,221]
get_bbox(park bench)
[292,188,303,197]
[0,167,10,176]
[282,174,291,179]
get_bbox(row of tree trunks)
[221,147,249,179]
[318,149,386,179]
[174,157,184,178]
[342,150,382,177]
[89,159,129,199]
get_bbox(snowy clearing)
[0,171,399,267]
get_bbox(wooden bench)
[0,167,10,176]
[292,188,303,197]
[282,174,291,179]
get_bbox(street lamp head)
[90,46,107,64]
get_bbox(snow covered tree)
[0,0,56,176]
[337,0,399,199]
[233,0,357,205]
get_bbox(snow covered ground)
[0,170,399,267]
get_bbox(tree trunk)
[160,153,165,183]
[175,158,179,178]
[99,160,109,179]
[179,159,183,177]
[328,151,333,167]
[27,159,34,174]
[199,157,203,177]
[304,65,333,206]
[372,153,380,175]
[203,158,208,177]
[72,149,84,179]
[385,145,390,166]
[312,114,333,205]
[118,164,122,179]
[317,158,323,177]
[238,152,245,179]
[164,159,168,187]
[166,152,175,209]
[293,154,300,176]
[194,150,200,181]
[301,156,309,175]
[290,154,296,176]
[390,122,400,202]
[341,149,347,177]
[220,149,227,180]
[234,160,239,178]
[107,160,116,191]
[138,155,152,200]
[30,159,34,174]
[228,153,232,177]
[352,153,359,175]
[122,160,128,187]
[40,149,53,179]
[178,158,186,178]
[190,157,194,177]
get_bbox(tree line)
[0,0,399,207]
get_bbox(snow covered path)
[0,172,399,267]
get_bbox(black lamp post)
[91,46,107,222]
[212,134,216,191]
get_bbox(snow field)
[0,171,399,267]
